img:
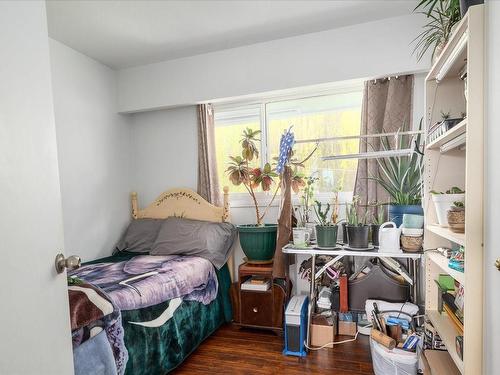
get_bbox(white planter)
[431,193,465,226]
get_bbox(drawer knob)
[253,307,258,313]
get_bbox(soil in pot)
[370,224,380,246]
[237,224,277,263]
[315,225,338,248]
[447,209,465,233]
[347,225,369,249]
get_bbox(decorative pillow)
[115,219,163,253]
[151,217,237,269]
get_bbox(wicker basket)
[401,235,423,252]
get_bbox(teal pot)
[237,224,278,263]
[346,225,369,249]
[388,204,423,228]
[315,225,338,248]
[369,224,380,246]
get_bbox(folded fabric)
[74,330,118,375]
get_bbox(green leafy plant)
[451,201,465,210]
[368,120,424,206]
[430,186,465,194]
[412,0,462,62]
[345,196,367,226]
[295,175,319,226]
[314,201,331,226]
[370,204,386,225]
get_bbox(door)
[0,2,74,375]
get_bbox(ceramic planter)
[388,204,424,228]
[237,224,277,263]
[346,225,369,249]
[315,225,338,248]
[431,193,465,226]
[447,209,465,233]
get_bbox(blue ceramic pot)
[388,204,423,228]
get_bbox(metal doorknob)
[55,254,81,274]
[495,258,500,271]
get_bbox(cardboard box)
[311,314,336,348]
[338,321,357,336]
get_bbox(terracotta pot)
[447,209,465,233]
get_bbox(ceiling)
[46,1,415,69]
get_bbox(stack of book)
[241,277,271,291]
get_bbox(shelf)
[426,224,465,246]
[426,310,464,374]
[427,251,465,285]
[426,119,467,151]
[427,14,468,81]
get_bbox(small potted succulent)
[369,205,386,247]
[313,192,340,248]
[295,175,319,241]
[431,186,465,227]
[345,196,370,249]
[447,201,465,233]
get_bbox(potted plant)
[431,187,465,226]
[413,0,462,62]
[369,121,424,228]
[447,201,465,233]
[345,196,370,249]
[369,205,385,247]
[226,128,279,263]
[295,175,319,241]
[313,194,339,248]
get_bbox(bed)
[69,187,234,375]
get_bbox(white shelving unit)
[423,5,484,374]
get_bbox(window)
[214,86,363,198]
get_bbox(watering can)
[378,222,401,253]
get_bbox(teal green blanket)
[85,252,232,374]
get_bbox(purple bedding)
[70,254,218,311]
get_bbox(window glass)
[214,106,261,193]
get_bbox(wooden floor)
[173,324,374,374]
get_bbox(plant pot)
[315,225,338,248]
[431,194,465,226]
[369,224,380,246]
[460,0,483,17]
[305,222,317,241]
[388,204,424,228]
[341,222,348,244]
[346,225,369,249]
[447,209,465,233]
[237,224,277,263]
[401,235,423,253]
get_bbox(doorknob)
[55,254,81,274]
[495,258,500,271]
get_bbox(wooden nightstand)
[234,262,286,333]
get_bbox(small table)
[282,244,423,347]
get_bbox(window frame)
[213,81,364,207]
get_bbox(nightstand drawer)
[240,291,273,327]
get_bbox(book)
[241,278,271,291]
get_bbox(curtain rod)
[321,149,414,161]
[295,130,424,145]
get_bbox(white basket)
[370,338,418,375]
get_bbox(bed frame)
[130,186,233,277]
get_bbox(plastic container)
[370,338,418,375]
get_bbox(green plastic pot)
[237,224,278,262]
[315,225,338,248]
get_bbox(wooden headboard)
[131,186,230,222]
[130,186,234,280]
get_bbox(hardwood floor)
[173,324,374,374]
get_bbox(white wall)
[129,106,198,203]
[484,1,500,373]
[50,39,132,262]
[117,14,429,112]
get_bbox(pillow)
[151,217,237,269]
[115,219,163,253]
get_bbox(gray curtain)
[197,103,221,205]
[353,75,414,216]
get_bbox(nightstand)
[235,262,286,332]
